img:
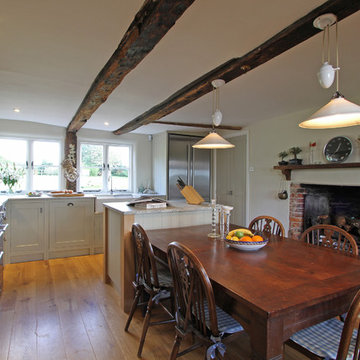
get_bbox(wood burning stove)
[302,184,360,245]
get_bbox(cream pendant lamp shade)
[299,92,360,129]
[299,14,360,129]
[192,131,235,149]
[192,79,235,149]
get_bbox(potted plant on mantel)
[278,151,288,165]
[288,146,303,165]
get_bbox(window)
[0,138,61,192]
[79,143,131,192]
[33,141,61,191]
[0,139,27,192]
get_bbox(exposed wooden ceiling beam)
[113,0,360,135]
[153,120,242,131]
[67,0,195,133]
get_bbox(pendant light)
[193,79,235,149]
[316,14,337,89]
[299,14,360,129]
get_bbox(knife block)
[177,184,204,205]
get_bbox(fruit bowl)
[27,192,42,197]
[225,238,268,251]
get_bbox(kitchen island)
[103,201,211,312]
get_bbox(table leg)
[249,314,284,360]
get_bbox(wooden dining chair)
[124,223,174,358]
[287,288,360,360]
[248,215,285,237]
[167,241,244,360]
[300,224,358,256]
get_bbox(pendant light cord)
[212,86,220,111]
[327,25,330,64]
[321,30,324,63]
[321,25,331,64]
[212,86,216,114]
[211,84,221,130]
[212,86,215,130]
[335,19,339,92]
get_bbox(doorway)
[216,133,247,226]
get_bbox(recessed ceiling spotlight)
[104,122,109,126]
[13,108,20,113]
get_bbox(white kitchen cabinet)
[49,198,94,257]
[7,200,48,263]
[6,197,95,263]
[94,212,103,254]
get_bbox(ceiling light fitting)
[13,108,20,113]
[193,79,234,149]
[299,13,360,129]
[315,14,337,89]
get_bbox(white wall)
[0,119,152,192]
[0,118,66,139]
[247,109,360,234]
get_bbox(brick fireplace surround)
[289,183,360,240]
[289,183,306,239]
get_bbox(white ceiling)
[1,0,360,135]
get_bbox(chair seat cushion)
[139,266,173,289]
[203,302,243,335]
[215,305,243,335]
[156,265,173,288]
[290,318,358,360]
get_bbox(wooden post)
[64,131,77,191]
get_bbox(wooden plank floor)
[0,255,306,360]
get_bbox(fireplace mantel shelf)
[273,162,360,180]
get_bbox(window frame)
[78,140,133,193]
[31,139,62,191]
[0,136,64,193]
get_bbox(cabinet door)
[9,201,46,254]
[49,199,93,250]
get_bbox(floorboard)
[0,255,308,360]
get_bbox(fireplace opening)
[302,184,360,244]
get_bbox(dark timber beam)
[67,0,195,133]
[153,120,242,131]
[113,0,360,135]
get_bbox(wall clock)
[323,136,352,163]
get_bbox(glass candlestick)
[219,206,225,237]
[208,199,220,238]
[222,205,233,236]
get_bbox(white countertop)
[95,194,166,212]
[4,194,96,200]
[103,200,211,215]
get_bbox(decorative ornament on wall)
[278,176,288,200]
[62,144,79,182]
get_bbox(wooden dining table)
[146,224,360,360]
